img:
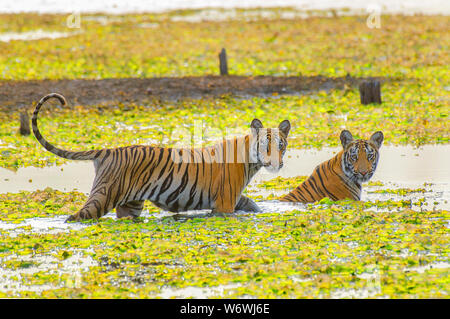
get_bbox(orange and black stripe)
[281,131,382,203]
[32,93,288,221]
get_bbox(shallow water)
[0,145,448,236]
[156,283,241,299]
[0,30,80,42]
[0,248,96,293]
[147,260,450,299]
[0,145,448,297]
[257,144,450,184]
[0,215,88,236]
[0,161,93,194]
[1,145,448,193]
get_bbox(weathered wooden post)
[359,80,382,105]
[19,111,31,136]
[219,48,228,76]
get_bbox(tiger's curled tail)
[32,93,101,161]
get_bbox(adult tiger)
[280,130,383,203]
[32,93,291,221]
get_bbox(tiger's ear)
[278,120,291,137]
[370,131,384,149]
[250,118,264,134]
[340,130,353,148]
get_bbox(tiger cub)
[32,93,291,221]
[280,130,383,203]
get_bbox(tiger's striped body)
[280,130,383,203]
[32,93,290,221]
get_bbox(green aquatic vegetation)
[365,181,384,187]
[0,189,163,222]
[1,82,448,169]
[259,176,308,190]
[0,188,448,298]
[0,13,448,80]
[250,176,390,196]
[247,176,308,193]
[0,11,448,169]
[0,188,86,221]
[368,188,428,196]
[248,177,433,208]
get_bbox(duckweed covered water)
[0,145,448,298]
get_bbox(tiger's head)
[340,130,384,183]
[249,118,291,173]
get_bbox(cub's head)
[250,118,291,173]
[340,130,384,183]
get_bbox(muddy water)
[0,216,87,236]
[0,248,96,293]
[0,30,81,42]
[0,144,448,235]
[0,162,93,194]
[256,144,450,184]
[0,145,449,298]
[1,145,448,194]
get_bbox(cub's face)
[250,119,291,173]
[340,130,384,183]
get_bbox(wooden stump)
[19,111,31,136]
[359,80,382,105]
[219,48,228,76]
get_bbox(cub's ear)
[370,131,384,149]
[340,130,353,148]
[278,120,291,137]
[250,118,264,133]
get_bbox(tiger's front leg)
[66,191,112,222]
[235,195,262,212]
[65,180,120,221]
